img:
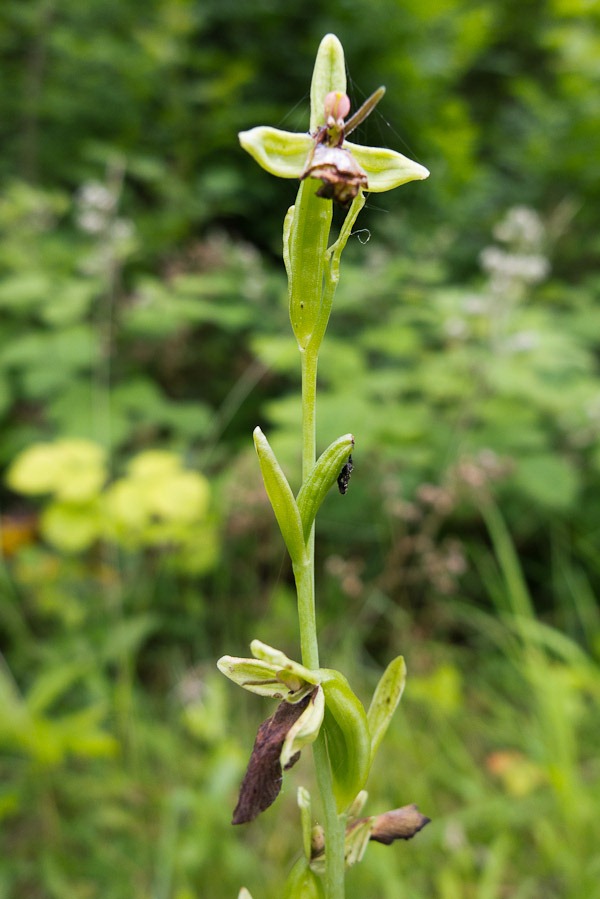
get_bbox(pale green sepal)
[286,180,332,350]
[347,790,369,820]
[297,787,313,861]
[346,141,430,191]
[310,34,346,132]
[320,669,371,812]
[367,655,407,763]
[296,433,355,541]
[217,641,321,701]
[280,686,325,768]
[216,656,309,700]
[239,127,312,179]
[345,817,374,867]
[250,640,321,688]
[253,427,306,565]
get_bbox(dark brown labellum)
[301,145,368,209]
[232,691,315,825]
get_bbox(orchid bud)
[283,858,325,899]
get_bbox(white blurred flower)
[504,330,540,352]
[493,205,545,248]
[78,181,116,212]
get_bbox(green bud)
[283,858,325,899]
[296,433,355,541]
[320,669,371,812]
[253,427,306,565]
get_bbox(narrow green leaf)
[296,433,355,541]
[367,656,407,764]
[253,427,306,565]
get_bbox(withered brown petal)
[369,804,431,844]
[232,692,313,825]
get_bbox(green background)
[0,1,599,896]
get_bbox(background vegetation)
[1,0,599,896]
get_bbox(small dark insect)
[337,454,354,495]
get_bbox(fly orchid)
[222,34,431,898]
[239,35,429,205]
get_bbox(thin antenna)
[344,86,386,137]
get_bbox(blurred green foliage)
[1,0,600,896]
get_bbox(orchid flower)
[239,34,429,205]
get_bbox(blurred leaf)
[512,454,580,510]
[97,615,159,664]
[25,662,88,716]
[408,663,463,714]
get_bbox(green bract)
[367,655,407,764]
[320,669,371,812]
[253,426,306,565]
[297,433,355,541]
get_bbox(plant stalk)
[297,344,346,898]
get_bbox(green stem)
[296,347,318,670]
[313,736,346,899]
[301,347,317,483]
[297,344,346,898]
